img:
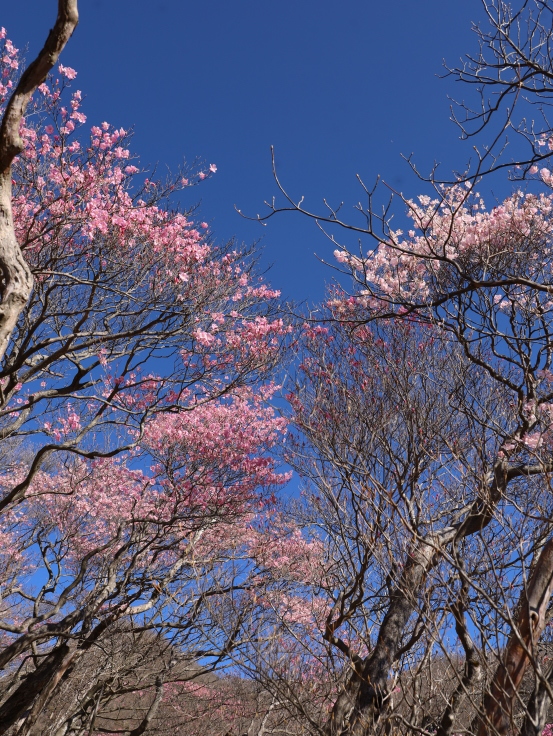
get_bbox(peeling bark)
[471,537,553,736]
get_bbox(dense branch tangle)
[236,4,553,732]
[233,306,553,736]
[0,8,291,736]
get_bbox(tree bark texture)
[325,465,508,736]
[474,537,553,736]
[0,0,78,365]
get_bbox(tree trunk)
[325,465,507,736]
[473,537,553,736]
[0,0,78,366]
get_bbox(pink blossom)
[58,64,77,80]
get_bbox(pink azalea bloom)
[58,64,77,80]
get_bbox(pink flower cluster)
[0,37,293,629]
[333,186,553,313]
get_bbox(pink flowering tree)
[248,9,553,730]
[229,509,338,729]
[0,10,292,736]
[266,298,553,736]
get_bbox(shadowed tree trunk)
[473,537,553,736]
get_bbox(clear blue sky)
[3,1,488,304]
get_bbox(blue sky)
[1,1,493,305]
